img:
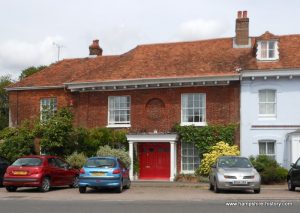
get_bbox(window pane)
[266,90,275,102]
[267,143,275,155]
[259,143,266,155]
[261,42,268,58]
[259,91,266,102]
[108,96,130,124]
[181,94,205,123]
[181,143,200,172]
[266,103,275,114]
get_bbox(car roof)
[19,155,61,159]
[88,156,117,160]
[218,156,248,159]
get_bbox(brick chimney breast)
[89,39,103,56]
[234,10,250,48]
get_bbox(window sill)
[257,58,279,61]
[106,124,131,128]
[258,115,276,120]
[180,122,207,127]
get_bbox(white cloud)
[176,18,229,41]
[0,36,64,79]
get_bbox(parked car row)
[1,155,131,193]
[1,155,300,194]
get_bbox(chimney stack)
[235,11,249,46]
[89,39,103,56]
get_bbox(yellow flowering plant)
[197,141,240,176]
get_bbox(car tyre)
[288,179,296,191]
[116,181,123,193]
[209,182,214,191]
[79,186,86,193]
[124,180,131,189]
[214,178,220,193]
[70,176,79,188]
[254,188,261,194]
[39,177,50,192]
[6,186,17,192]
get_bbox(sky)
[1,0,300,79]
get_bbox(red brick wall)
[9,83,240,131]
[8,89,72,126]
[72,82,240,131]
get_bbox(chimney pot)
[89,39,103,56]
[237,11,242,18]
[243,11,247,18]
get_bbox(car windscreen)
[12,158,42,166]
[218,157,252,168]
[85,158,116,168]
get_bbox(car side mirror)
[211,164,216,169]
[290,163,295,168]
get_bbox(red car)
[3,155,79,192]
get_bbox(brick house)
[8,11,299,180]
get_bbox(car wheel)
[214,178,220,193]
[79,186,86,194]
[6,186,17,192]
[39,177,50,192]
[70,176,79,188]
[209,182,214,191]
[288,179,296,191]
[124,179,131,189]
[254,188,261,194]
[116,180,123,193]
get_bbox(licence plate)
[233,180,248,185]
[12,171,28,175]
[91,172,106,176]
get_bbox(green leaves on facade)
[175,124,237,157]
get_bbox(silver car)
[209,156,261,193]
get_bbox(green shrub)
[197,141,240,176]
[88,128,127,150]
[250,155,288,184]
[97,145,131,168]
[66,152,87,169]
[0,123,35,162]
[40,108,75,156]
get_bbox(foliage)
[40,108,75,157]
[197,141,240,176]
[88,127,128,150]
[66,152,87,169]
[19,65,47,80]
[96,145,131,168]
[0,75,13,130]
[175,124,237,157]
[249,155,288,184]
[0,122,35,162]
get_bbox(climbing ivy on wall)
[175,124,237,158]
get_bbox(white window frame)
[181,143,200,174]
[40,97,57,121]
[258,140,276,160]
[107,96,131,128]
[181,93,206,126]
[256,40,279,61]
[258,89,276,117]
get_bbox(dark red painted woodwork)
[138,143,170,179]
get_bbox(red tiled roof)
[8,33,300,89]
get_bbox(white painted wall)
[240,78,300,167]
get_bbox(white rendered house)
[240,32,300,167]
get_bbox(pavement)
[0,181,299,202]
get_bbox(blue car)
[78,157,131,193]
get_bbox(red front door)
[138,143,170,180]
